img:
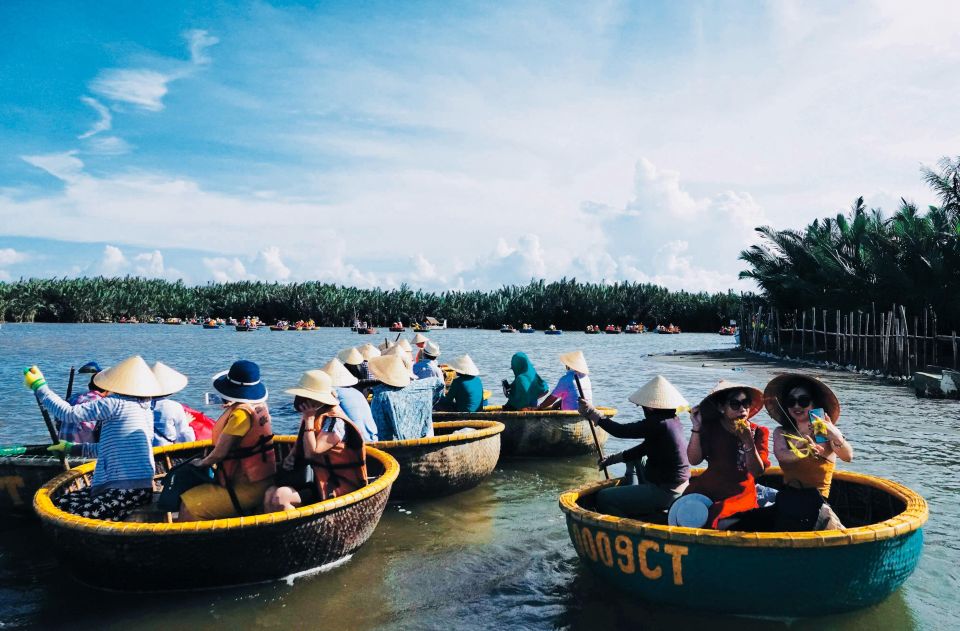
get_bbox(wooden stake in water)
[574,374,609,480]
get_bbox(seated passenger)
[321,358,378,442]
[580,376,691,519]
[539,351,591,410]
[384,343,418,379]
[684,380,770,529]
[26,357,159,521]
[368,355,442,440]
[264,370,367,511]
[59,361,107,443]
[150,362,196,446]
[337,347,366,382]
[358,343,381,379]
[412,332,430,361]
[435,354,484,412]
[413,341,444,380]
[502,352,549,410]
[179,360,276,521]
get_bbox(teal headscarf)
[505,352,549,410]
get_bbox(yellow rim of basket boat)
[435,406,617,418]
[33,437,399,535]
[559,467,928,549]
[371,420,505,449]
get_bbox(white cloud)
[84,135,132,156]
[253,246,291,281]
[133,250,165,276]
[0,248,27,266]
[21,151,85,184]
[78,97,112,138]
[203,257,251,283]
[98,245,128,275]
[185,29,219,65]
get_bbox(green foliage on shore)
[0,277,741,331]
[739,156,960,323]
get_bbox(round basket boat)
[34,437,399,591]
[433,406,616,457]
[370,421,504,501]
[0,452,91,519]
[560,468,928,616]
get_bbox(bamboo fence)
[737,301,959,377]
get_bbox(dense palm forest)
[739,156,960,326]
[0,277,742,331]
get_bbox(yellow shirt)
[221,408,252,437]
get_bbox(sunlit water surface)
[0,324,955,629]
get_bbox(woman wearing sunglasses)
[760,373,853,530]
[683,380,770,529]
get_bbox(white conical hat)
[284,370,339,406]
[359,343,381,360]
[368,355,411,388]
[412,333,429,344]
[337,347,364,366]
[378,339,395,352]
[93,356,164,397]
[321,358,359,387]
[152,361,188,396]
[383,344,403,357]
[628,375,688,410]
[448,354,480,376]
[559,350,589,375]
[397,338,413,352]
[423,341,440,357]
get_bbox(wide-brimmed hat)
[93,356,164,398]
[559,350,589,375]
[448,354,480,376]
[423,341,440,358]
[337,347,364,366]
[152,362,188,396]
[412,333,429,345]
[359,343,381,360]
[285,370,338,406]
[628,375,688,410]
[368,355,411,388]
[397,338,413,352]
[668,494,712,528]
[78,361,102,374]
[763,373,841,427]
[321,358,359,387]
[212,359,268,403]
[700,380,764,419]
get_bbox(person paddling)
[539,351,591,410]
[435,354,484,412]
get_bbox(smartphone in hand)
[809,408,829,443]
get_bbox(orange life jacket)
[309,412,367,500]
[213,402,277,484]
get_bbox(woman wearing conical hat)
[337,347,366,381]
[684,380,771,529]
[539,351,591,410]
[413,341,443,380]
[150,362,196,446]
[24,356,162,521]
[579,376,691,518]
[367,355,438,440]
[435,355,484,413]
[321,358,378,442]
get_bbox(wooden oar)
[65,366,76,401]
[33,392,70,471]
[574,374,608,480]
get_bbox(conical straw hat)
[337,347,364,366]
[448,354,480,376]
[368,355,411,388]
[378,339,395,352]
[412,333,429,344]
[628,375,688,410]
[284,370,338,406]
[700,380,764,419]
[152,361,188,396]
[397,338,413,352]
[383,344,403,357]
[359,343,381,360]
[423,341,440,357]
[559,350,589,375]
[763,373,841,427]
[321,358,359,387]
[93,356,163,397]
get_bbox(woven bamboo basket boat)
[560,468,927,616]
[370,421,504,500]
[0,453,92,518]
[433,406,616,457]
[34,437,399,590]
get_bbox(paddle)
[65,366,76,401]
[33,392,71,471]
[574,374,609,480]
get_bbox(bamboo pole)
[811,308,817,356]
[801,311,806,357]
[865,313,871,369]
[822,309,829,358]
[953,331,957,370]
[791,310,797,354]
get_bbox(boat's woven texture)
[372,421,503,500]
[433,407,617,457]
[559,468,927,615]
[0,455,92,517]
[33,439,398,590]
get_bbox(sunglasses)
[726,397,751,411]
[784,395,813,408]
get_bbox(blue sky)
[2,1,959,290]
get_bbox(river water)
[0,324,954,629]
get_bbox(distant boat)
[520,324,536,333]
[424,317,447,331]
[389,322,405,332]
[357,327,377,335]
[913,365,960,399]
[500,324,517,333]
[604,325,622,334]
[545,325,562,336]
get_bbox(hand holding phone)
[809,408,829,443]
